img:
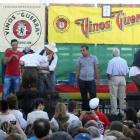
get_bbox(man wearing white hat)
[36,42,58,92]
[83,98,110,130]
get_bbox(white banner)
[0,4,46,52]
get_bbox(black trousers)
[79,79,96,111]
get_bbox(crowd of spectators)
[0,96,140,140]
[1,40,140,140]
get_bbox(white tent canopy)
[1,0,140,6]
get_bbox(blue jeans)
[2,75,20,99]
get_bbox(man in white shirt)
[106,48,129,115]
[20,53,49,91]
[27,98,49,125]
[36,42,58,92]
[67,101,79,121]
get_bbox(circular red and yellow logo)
[4,10,41,47]
[13,20,32,39]
[53,15,70,33]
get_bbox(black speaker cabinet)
[126,92,140,112]
[16,91,59,120]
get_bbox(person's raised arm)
[3,54,18,64]
[48,52,53,62]
[15,119,27,140]
[91,110,104,134]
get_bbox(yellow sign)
[49,6,140,44]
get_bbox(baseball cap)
[73,133,93,140]
[89,98,99,109]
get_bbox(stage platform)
[55,82,138,99]
[0,82,138,100]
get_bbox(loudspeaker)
[106,114,123,122]
[126,92,140,112]
[16,91,59,120]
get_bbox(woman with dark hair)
[27,98,49,124]
[122,107,138,124]
[6,94,27,129]
[0,100,16,124]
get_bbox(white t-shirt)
[129,66,140,77]
[67,113,79,121]
[8,110,27,129]
[0,114,16,124]
[20,53,48,67]
[27,110,49,124]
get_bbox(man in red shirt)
[83,98,110,129]
[2,39,23,99]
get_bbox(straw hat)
[45,42,58,52]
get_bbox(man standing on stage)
[36,42,58,92]
[74,45,100,111]
[129,46,140,91]
[106,48,129,115]
[20,53,50,91]
[2,39,23,99]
